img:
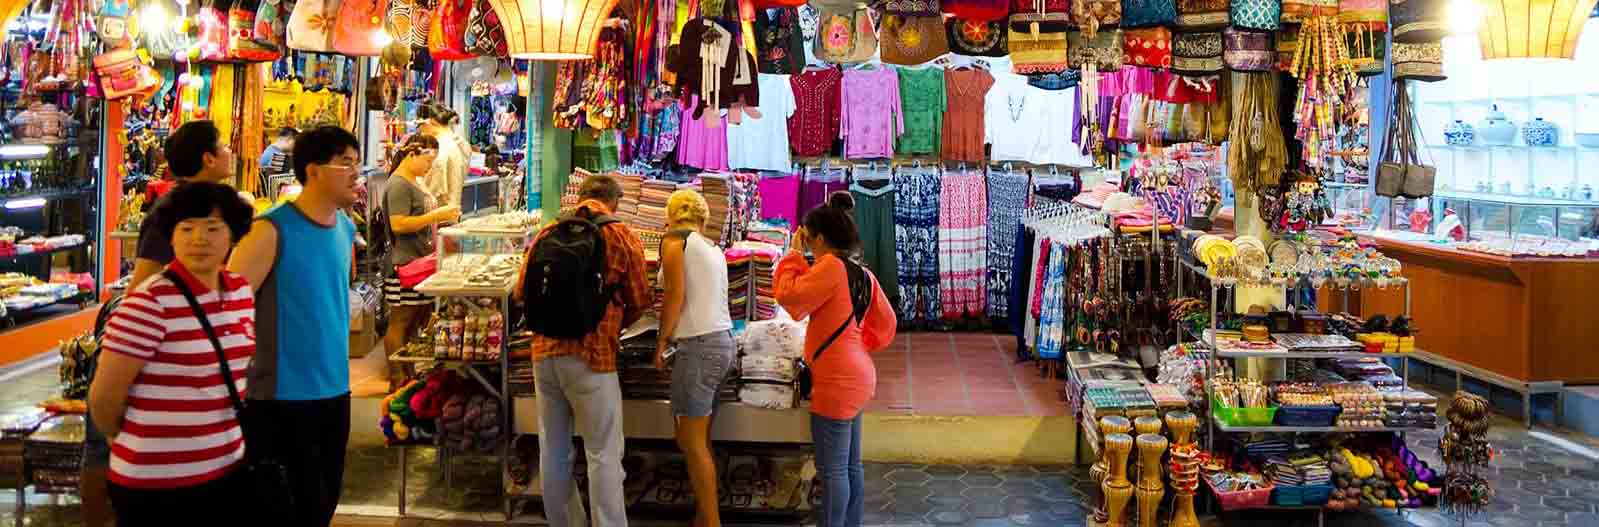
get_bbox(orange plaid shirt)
[516,200,650,373]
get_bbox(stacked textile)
[725,173,761,244]
[746,220,791,249]
[637,179,677,234]
[559,170,589,215]
[702,174,732,244]
[725,246,753,322]
[615,172,644,226]
[737,241,783,321]
[738,315,807,409]
[619,330,673,399]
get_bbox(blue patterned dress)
[1035,242,1067,360]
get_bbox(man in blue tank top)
[228,126,361,527]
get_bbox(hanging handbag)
[145,1,199,61]
[427,0,473,59]
[1389,0,1446,43]
[943,0,1010,20]
[1175,0,1228,29]
[795,260,872,402]
[947,17,1008,57]
[286,0,340,52]
[1122,26,1170,67]
[1067,28,1125,70]
[96,0,130,46]
[1228,0,1280,30]
[814,7,878,64]
[1072,0,1122,34]
[1122,0,1176,27]
[1011,0,1070,14]
[230,3,284,62]
[1222,26,1273,71]
[1344,24,1386,76]
[462,0,507,56]
[195,0,233,61]
[1007,13,1072,73]
[1377,80,1435,198]
[1171,31,1223,76]
[93,49,160,100]
[332,0,390,56]
[1280,0,1335,23]
[1337,0,1385,26]
[1391,41,1445,82]
[254,0,297,46]
[755,7,806,72]
[881,13,950,65]
[1275,23,1298,70]
[162,270,296,526]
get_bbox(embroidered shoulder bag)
[1175,0,1228,30]
[1121,0,1176,27]
[1222,26,1273,71]
[1122,26,1170,67]
[1008,13,1071,73]
[882,13,950,64]
[814,7,878,64]
[1067,28,1124,70]
[1391,41,1444,82]
[1389,0,1447,43]
[1171,30,1223,75]
[1228,0,1279,30]
[947,17,1009,57]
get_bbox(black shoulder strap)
[163,271,247,414]
[591,214,620,228]
[810,261,874,364]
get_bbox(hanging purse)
[943,0,1010,20]
[194,0,233,61]
[795,260,871,402]
[332,0,390,56]
[427,0,474,59]
[254,0,296,46]
[1008,13,1072,73]
[231,1,284,61]
[813,7,877,64]
[881,13,951,65]
[1122,0,1176,27]
[1377,80,1436,198]
[1222,26,1274,71]
[755,7,805,72]
[1072,0,1122,35]
[96,0,130,46]
[146,1,199,61]
[1067,28,1125,70]
[886,0,941,14]
[1010,0,1070,14]
[1337,0,1386,26]
[1175,0,1228,29]
[1391,41,1445,82]
[1122,26,1170,67]
[93,49,161,100]
[1389,0,1446,43]
[947,17,1009,57]
[286,0,340,52]
[1228,0,1280,30]
[463,0,508,56]
[1344,24,1386,76]
[1171,31,1223,76]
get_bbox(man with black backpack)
[515,173,650,527]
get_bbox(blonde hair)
[667,189,709,228]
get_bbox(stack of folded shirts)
[735,242,783,321]
[725,247,752,322]
[616,172,643,226]
[746,220,791,249]
[637,179,677,234]
[701,174,732,245]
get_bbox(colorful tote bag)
[947,17,1009,57]
[462,0,507,56]
[881,13,950,64]
[332,0,389,56]
[286,0,340,52]
[1228,0,1279,30]
[1280,0,1336,23]
[755,7,806,73]
[254,0,297,45]
[426,0,473,59]
[1222,26,1273,71]
[1011,0,1070,14]
[1122,26,1170,67]
[1007,13,1071,73]
[1175,0,1228,29]
[1067,28,1124,70]
[1071,0,1122,33]
[814,7,878,64]
[1121,0,1176,27]
[1337,0,1386,26]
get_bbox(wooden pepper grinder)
[1102,433,1135,527]
[1165,411,1201,527]
[1092,416,1134,525]
[1136,434,1168,527]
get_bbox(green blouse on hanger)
[895,67,947,155]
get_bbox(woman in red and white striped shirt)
[89,182,259,524]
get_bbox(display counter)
[1356,234,1599,384]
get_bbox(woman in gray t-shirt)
[383,135,460,381]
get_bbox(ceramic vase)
[1165,411,1197,446]
[1102,433,1135,527]
[1523,117,1559,146]
[1137,487,1164,527]
[1136,434,1168,489]
[1478,105,1516,145]
[1105,483,1135,527]
[1443,120,1475,145]
[1133,416,1163,436]
[1171,491,1201,527]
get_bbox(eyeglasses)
[322,164,358,173]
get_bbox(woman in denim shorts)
[656,189,735,527]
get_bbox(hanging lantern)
[482,0,621,59]
[1478,0,1599,59]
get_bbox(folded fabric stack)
[559,170,588,215]
[616,172,644,226]
[724,173,761,245]
[637,179,677,234]
[738,316,807,409]
[702,174,732,245]
[725,246,752,323]
[23,415,83,493]
[746,220,790,249]
[619,330,673,399]
[746,243,782,321]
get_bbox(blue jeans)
[535,355,628,527]
[811,412,865,527]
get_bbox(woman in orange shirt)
[774,192,897,527]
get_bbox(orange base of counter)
[0,308,95,367]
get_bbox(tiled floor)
[868,332,1067,417]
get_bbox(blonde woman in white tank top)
[657,189,735,527]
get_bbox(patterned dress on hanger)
[1036,242,1067,360]
[985,171,1028,321]
[894,167,941,324]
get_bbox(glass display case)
[1324,181,1377,231]
[1379,192,1599,257]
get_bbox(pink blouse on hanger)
[840,66,904,159]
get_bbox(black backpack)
[523,213,621,339]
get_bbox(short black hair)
[291,126,361,183]
[165,121,221,180]
[277,127,299,138]
[578,174,623,204]
[154,182,255,243]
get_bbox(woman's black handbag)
[796,260,873,402]
[163,271,295,522]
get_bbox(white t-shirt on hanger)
[727,74,798,172]
[984,72,1094,167]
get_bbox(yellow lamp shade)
[483,0,622,60]
[1478,0,1599,59]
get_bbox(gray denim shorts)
[670,330,736,418]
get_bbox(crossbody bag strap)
[810,260,875,364]
[162,270,247,415]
